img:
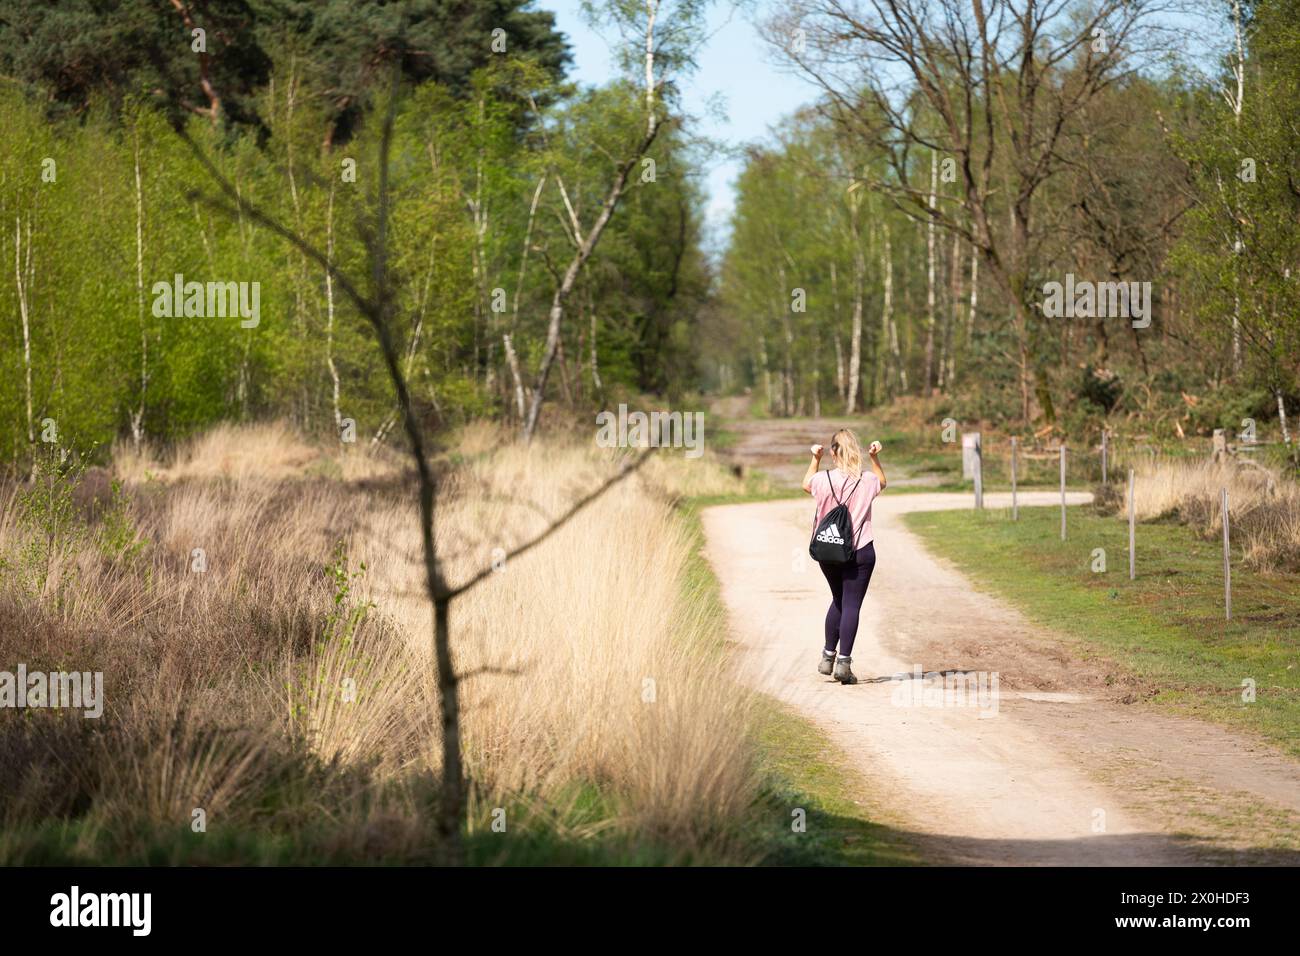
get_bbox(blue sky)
[536,1,821,248]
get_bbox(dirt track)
[702,469,1300,864]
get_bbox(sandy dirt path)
[702,492,1300,865]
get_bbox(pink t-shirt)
[810,468,882,551]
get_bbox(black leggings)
[819,541,876,658]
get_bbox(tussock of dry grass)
[0,423,757,862]
[437,443,753,838]
[112,422,405,486]
[1124,456,1300,572]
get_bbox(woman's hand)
[868,441,887,490]
[802,444,825,493]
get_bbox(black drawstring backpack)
[809,473,862,564]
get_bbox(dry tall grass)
[0,423,758,863]
[1124,456,1300,572]
[112,421,406,485]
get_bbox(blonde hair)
[830,428,863,478]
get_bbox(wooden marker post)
[1222,488,1232,621]
[1128,468,1136,581]
[1059,445,1067,541]
[1011,437,1018,521]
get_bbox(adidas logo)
[816,523,844,545]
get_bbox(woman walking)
[801,429,887,685]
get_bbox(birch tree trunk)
[503,334,527,421]
[1278,389,1296,464]
[846,196,864,414]
[325,184,342,432]
[15,216,34,446]
[830,261,846,403]
[644,0,659,138]
[504,173,546,422]
[588,289,602,396]
[881,221,906,394]
[1229,0,1246,375]
[965,241,979,348]
[778,263,794,416]
[941,230,961,388]
[556,334,574,406]
[923,149,938,393]
[131,130,148,446]
[468,98,490,382]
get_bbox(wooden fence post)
[973,433,984,510]
[1222,487,1232,621]
[1128,467,1136,581]
[1010,437,1018,520]
[1059,444,1067,541]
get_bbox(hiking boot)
[833,657,857,685]
[818,650,836,676]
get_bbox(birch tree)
[522,0,712,440]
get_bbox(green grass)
[854,423,1098,491]
[684,486,801,508]
[704,425,740,450]
[747,701,923,865]
[0,794,736,866]
[905,505,1300,756]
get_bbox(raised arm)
[868,441,886,491]
[801,444,824,494]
